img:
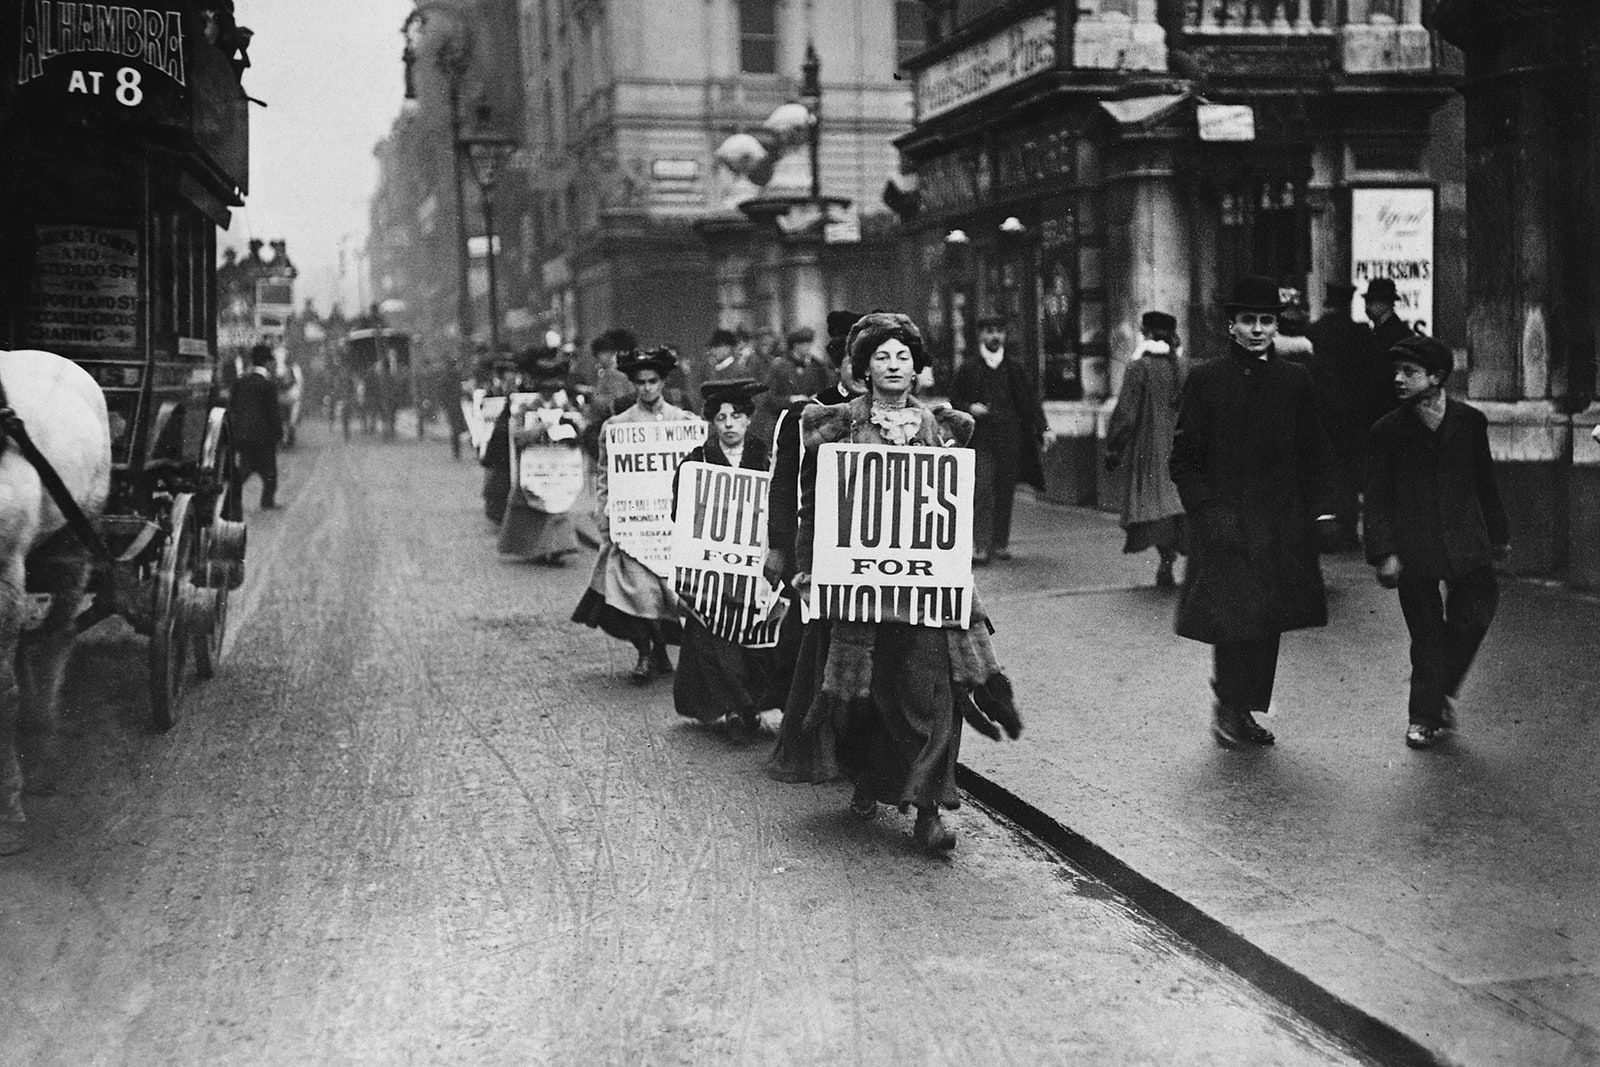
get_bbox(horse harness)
[0,376,115,566]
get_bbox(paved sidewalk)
[966,494,1600,1066]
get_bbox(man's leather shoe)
[1241,713,1275,745]
[1211,704,1249,748]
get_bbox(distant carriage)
[339,329,413,439]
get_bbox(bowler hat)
[1364,278,1400,303]
[1325,281,1358,303]
[618,345,678,379]
[1389,333,1452,379]
[1224,275,1285,315]
[699,377,766,419]
[1140,310,1177,335]
[826,309,862,339]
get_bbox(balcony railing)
[1186,0,1426,34]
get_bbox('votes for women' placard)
[606,419,707,578]
[671,462,787,648]
[807,443,975,629]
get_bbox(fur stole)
[801,395,975,451]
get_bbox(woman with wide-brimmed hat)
[669,378,775,734]
[571,345,694,682]
[771,312,1023,855]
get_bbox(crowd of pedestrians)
[457,271,1509,858]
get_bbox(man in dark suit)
[1364,334,1509,749]
[1306,281,1376,547]
[228,343,284,509]
[1170,276,1340,748]
[949,314,1049,564]
[1358,278,1414,431]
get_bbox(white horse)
[0,351,111,855]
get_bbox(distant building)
[516,0,917,348]
[898,0,1462,506]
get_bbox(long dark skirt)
[674,619,768,724]
[761,593,804,711]
[767,622,962,811]
[765,620,843,783]
[498,493,578,561]
[571,588,683,648]
[483,467,510,524]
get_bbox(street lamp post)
[800,41,822,205]
[402,5,475,378]
[459,118,519,372]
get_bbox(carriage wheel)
[149,493,198,731]
[192,446,242,680]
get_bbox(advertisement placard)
[1351,187,1435,332]
[23,224,139,352]
[916,12,1056,121]
[671,461,786,648]
[514,399,585,515]
[807,444,975,629]
[606,419,707,578]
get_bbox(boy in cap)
[1364,334,1509,749]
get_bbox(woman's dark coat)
[1169,345,1337,644]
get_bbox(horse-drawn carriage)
[338,327,413,438]
[0,5,254,737]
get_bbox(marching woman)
[670,379,773,733]
[773,313,1022,855]
[498,347,587,565]
[572,346,693,683]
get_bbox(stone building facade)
[898,0,1463,506]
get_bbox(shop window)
[739,0,778,75]
[895,1,928,69]
[1220,174,1309,293]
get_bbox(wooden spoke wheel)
[149,493,199,731]
[192,445,242,680]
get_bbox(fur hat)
[1224,275,1285,315]
[1389,333,1452,381]
[846,311,926,382]
[618,345,677,379]
[1364,278,1400,303]
[699,377,765,419]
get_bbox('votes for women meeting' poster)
[808,443,975,629]
[606,419,707,579]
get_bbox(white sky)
[223,0,419,315]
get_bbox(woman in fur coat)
[772,313,1022,855]
[670,378,774,732]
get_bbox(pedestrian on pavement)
[573,328,637,460]
[703,327,749,380]
[1357,278,1413,432]
[436,362,472,460]
[1169,275,1340,748]
[572,346,692,683]
[478,352,519,525]
[1364,334,1509,749]
[776,312,1023,855]
[498,347,587,565]
[1306,281,1374,547]
[670,378,774,735]
[228,343,283,510]
[1105,311,1188,588]
[763,308,864,777]
[949,314,1049,565]
[760,327,832,440]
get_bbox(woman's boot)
[1155,548,1177,589]
[912,806,956,853]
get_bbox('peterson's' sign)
[916,12,1056,121]
[17,3,187,87]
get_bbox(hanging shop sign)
[23,223,140,352]
[808,444,975,629]
[671,462,787,648]
[606,419,708,578]
[916,11,1056,121]
[1197,104,1256,142]
[1350,186,1435,332]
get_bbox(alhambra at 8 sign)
[808,443,975,629]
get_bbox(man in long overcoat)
[1169,276,1340,747]
[949,314,1049,563]
[228,343,284,509]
